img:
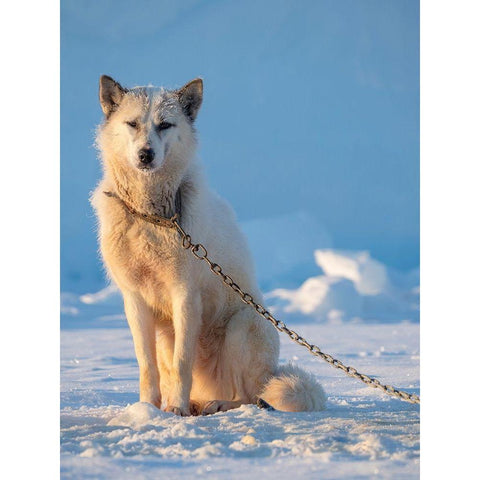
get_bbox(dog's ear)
[99,75,127,117]
[177,78,203,122]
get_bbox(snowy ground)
[60,249,419,479]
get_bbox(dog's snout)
[138,148,155,165]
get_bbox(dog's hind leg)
[201,400,242,415]
[199,306,279,415]
[124,292,161,408]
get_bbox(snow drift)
[266,249,419,323]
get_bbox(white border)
[421,0,480,477]
[1,1,59,478]
[3,0,480,477]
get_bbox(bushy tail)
[260,364,326,412]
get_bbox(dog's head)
[97,75,202,175]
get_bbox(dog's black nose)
[138,148,155,165]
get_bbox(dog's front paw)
[164,405,190,416]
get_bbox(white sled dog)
[92,75,326,416]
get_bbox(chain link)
[171,217,420,405]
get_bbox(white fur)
[261,364,327,412]
[91,76,326,415]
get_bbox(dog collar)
[103,190,181,229]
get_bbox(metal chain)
[171,217,420,405]
[103,189,420,404]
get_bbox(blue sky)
[61,0,419,292]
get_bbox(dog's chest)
[103,215,183,295]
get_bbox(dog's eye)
[126,120,138,129]
[157,122,175,132]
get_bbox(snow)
[61,248,419,479]
[315,250,388,296]
[267,249,419,323]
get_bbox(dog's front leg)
[124,292,161,408]
[165,289,202,416]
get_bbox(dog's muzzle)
[138,147,155,166]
